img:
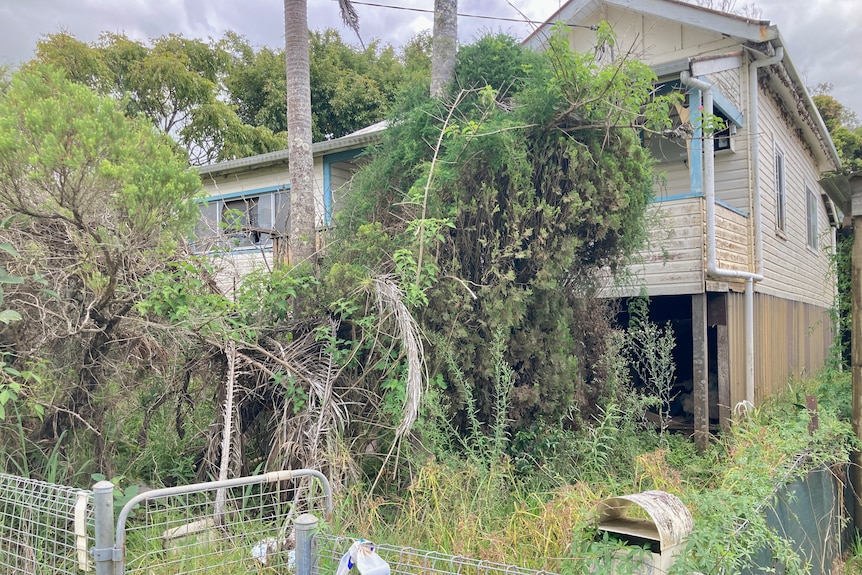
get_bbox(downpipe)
[681,71,763,407]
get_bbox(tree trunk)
[430,0,457,98]
[284,0,317,268]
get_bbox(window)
[193,188,287,251]
[774,147,786,233]
[806,185,818,251]
[222,197,261,245]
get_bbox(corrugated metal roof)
[197,121,386,177]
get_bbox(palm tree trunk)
[284,0,316,267]
[430,0,458,98]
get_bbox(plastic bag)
[334,540,390,575]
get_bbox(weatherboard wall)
[754,79,835,309]
[603,196,705,298]
[565,4,738,68]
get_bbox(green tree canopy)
[812,86,861,175]
[0,64,201,472]
[32,29,431,165]
[812,88,861,368]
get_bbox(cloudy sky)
[0,0,860,116]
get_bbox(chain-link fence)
[0,473,92,575]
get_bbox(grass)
[4,369,851,575]
[845,533,862,575]
[328,370,857,574]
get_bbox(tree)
[222,30,429,144]
[32,32,284,165]
[283,0,360,267]
[683,0,761,17]
[430,0,457,98]
[0,65,201,473]
[813,90,862,366]
[334,30,677,435]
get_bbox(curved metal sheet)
[595,490,694,551]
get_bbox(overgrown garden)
[0,25,856,574]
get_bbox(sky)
[0,0,860,117]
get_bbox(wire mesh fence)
[116,469,331,575]
[314,533,561,575]
[0,464,850,575]
[0,472,92,575]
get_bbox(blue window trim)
[716,198,748,217]
[196,184,288,204]
[322,148,364,224]
[650,192,702,203]
[689,88,704,198]
[712,89,744,128]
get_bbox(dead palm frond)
[372,274,426,438]
[214,338,239,526]
[338,0,364,47]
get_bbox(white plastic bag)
[334,540,390,575]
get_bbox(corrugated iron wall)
[725,292,833,409]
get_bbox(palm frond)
[372,274,426,438]
[337,0,363,47]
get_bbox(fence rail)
[0,473,92,575]
[110,469,331,575]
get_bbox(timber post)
[854,209,862,528]
[692,293,709,451]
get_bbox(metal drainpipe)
[681,71,763,408]
[745,46,784,402]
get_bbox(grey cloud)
[0,0,859,116]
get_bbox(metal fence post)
[295,513,319,575]
[92,480,116,575]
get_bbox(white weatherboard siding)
[756,84,833,308]
[710,64,751,212]
[566,4,737,67]
[652,162,691,198]
[201,164,289,197]
[713,149,751,212]
[710,66,743,110]
[603,196,705,298]
[329,159,360,215]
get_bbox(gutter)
[681,68,765,408]
[197,123,385,177]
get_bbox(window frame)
[222,196,263,246]
[774,143,786,235]
[806,184,819,251]
[193,187,286,252]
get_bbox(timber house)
[194,0,842,439]
[526,0,842,438]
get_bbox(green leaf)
[39,288,61,300]
[0,310,22,324]
[0,243,19,258]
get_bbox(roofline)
[765,31,841,172]
[197,124,385,177]
[522,0,840,173]
[524,0,775,49]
